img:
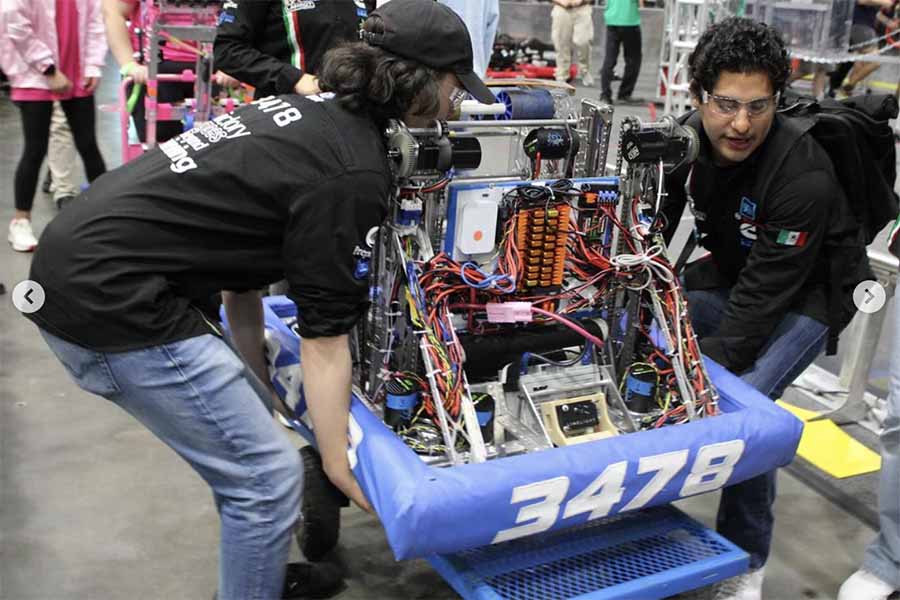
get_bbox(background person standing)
[440,0,499,78]
[45,101,80,209]
[550,0,595,86]
[0,0,108,253]
[600,0,643,104]
[828,0,894,97]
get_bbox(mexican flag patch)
[776,229,808,246]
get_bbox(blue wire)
[460,262,516,294]
[460,262,490,289]
[405,260,430,320]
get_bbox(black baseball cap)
[362,0,496,105]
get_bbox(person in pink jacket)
[0,0,107,252]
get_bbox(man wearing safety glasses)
[661,18,870,600]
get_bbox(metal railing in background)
[785,249,898,433]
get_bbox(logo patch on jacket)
[734,197,759,249]
[776,229,809,247]
[739,197,757,220]
[352,226,379,280]
[738,222,757,248]
[286,0,317,12]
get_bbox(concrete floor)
[0,56,886,600]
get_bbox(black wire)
[549,178,574,194]
[526,345,590,368]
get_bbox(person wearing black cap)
[22,1,493,598]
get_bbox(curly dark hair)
[688,17,792,99]
[318,14,442,126]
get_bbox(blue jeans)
[861,296,900,588]
[39,330,302,600]
[686,289,829,570]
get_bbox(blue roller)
[495,88,556,121]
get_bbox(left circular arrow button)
[12,280,46,314]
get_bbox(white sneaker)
[8,218,38,252]
[838,569,897,600]
[582,72,595,87]
[711,567,764,600]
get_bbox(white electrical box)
[454,187,502,257]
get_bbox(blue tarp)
[222,296,803,561]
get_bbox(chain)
[615,117,639,177]
[791,30,900,64]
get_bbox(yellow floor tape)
[776,401,882,479]
[867,79,899,93]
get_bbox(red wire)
[412,186,718,424]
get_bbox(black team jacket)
[661,112,870,374]
[214,0,376,99]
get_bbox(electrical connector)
[398,197,423,226]
[485,302,533,323]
